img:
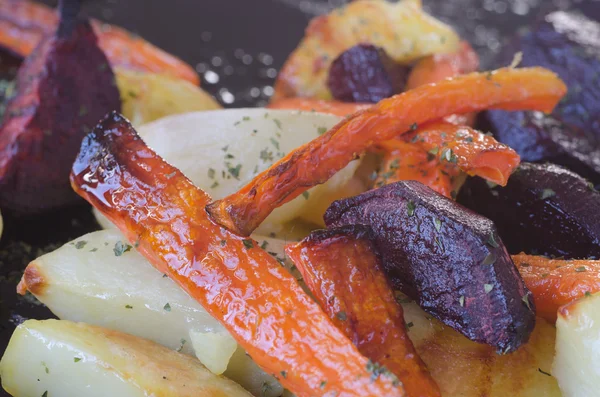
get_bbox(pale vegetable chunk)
[553,292,600,397]
[402,301,561,397]
[17,229,282,397]
[0,319,252,397]
[93,109,366,233]
[115,68,221,126]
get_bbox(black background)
[0,0,597,394]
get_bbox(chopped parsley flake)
[406,321,414,329]
[280,370,287,378]
[260,240,269,249]
[540,189,556,200]
[208,168,216,179]
[210,181,219,189]
[125,305,133,309]
[164,303,171,312]
[459,296,465,307]
[42,392,48,397]
[433,218,442,232]
[260,148,274,162]
[269,137,280,150]
[575,266,587,272]
[336,311,347,321]
[228,164,242,179]
[441,148,458,163]
[317,126,327,135]
[176,338,186,352]
[487,234,500,248]
[74,357,82,363]
[428,147,439,156]
[320,380,327,388]
[407,201,416,216]
[522,294,532,310]
[585,291,592,297]
[409,123,418,131]
[242,239,254,249]
[302,191,310,200]
[113,241,133,256]
[484,284,494,294]
[74,240,87,249]
[42,362,49,374]
[220,239,227,246]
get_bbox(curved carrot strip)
[286,226,441,397]
[375,142,460,198]
[401,121,520,186]
[207,67,567,236]
[268,98,371,117]
[513,254,600,323]
[70,112,405,397]
[0,0,199,85]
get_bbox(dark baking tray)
[0,0,595,394]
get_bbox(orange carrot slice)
[268,97,371,117]
[286,226,441,397]
[70,112,405,397]
[0,0,199,85]
[513,254,600,322]
[207,67,567,236]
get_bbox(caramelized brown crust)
[69,112,404,397]
[286,225,441,397]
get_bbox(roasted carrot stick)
[268,97,371,117]
[207,67,567,236]
[512,254,600,322]
[286,226,441,397]
[375,142,461,198]
[0,0,199,85]
[70,112,405,397]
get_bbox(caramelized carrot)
[207,67,567,236]
[70,112,405,397]
[268,97,371,117]
[286,226,441,397]
[513,254,600,322]
[375,142,461,198]
[0,0,199,84]
[406,41,479,89]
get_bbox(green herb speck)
[164,303,171,312]
[113,241,133,256]
[484,284,494,294]
[242,239,254,249]
[74,240,87,249]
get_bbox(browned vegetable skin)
[325,181,535,353]
[286,225,441,397]
[69,112,405,397]
[0,0,121,214]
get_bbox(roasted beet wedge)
[458,162,600,259]
[325,181,535,353]
[0,0,120,214]
[327,44,409,103]
[481,11,600,185]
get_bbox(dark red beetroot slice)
[0,0,120,214]
[324,181,535,353]
[457,162,600,259]
[481,10,600,186]
[327,44,409,103]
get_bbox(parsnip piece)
[553,292,600,397]
[93,109,365,233]
[18,229,282,396]
[0,319,252,397]
[115,68,221,126]
[402,301,562,397]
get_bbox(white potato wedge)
[0,319,252,397]
[17,229,282,397]
[115,68,221,127]
[93,109,366,233]
[401,301,562,397]
[553,292,600,397]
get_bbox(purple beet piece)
[327,43,409,103]
[481,10,600,185]
[325,180,535,353]
[457,162,600,259]
[0,0,121,214]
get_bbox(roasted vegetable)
[286,225,441,397]
[327,44,409,103]
[512,254,600,323]
[481,11,600,185]
[16,229,283,396]
[115,69,220,126]
[324,181,535,353]
[208,67,567,237]
[273,0,460,100]
[457,162,600,259]
[70,112,404,397]
[553,292,600,397]
[0,0,199,84]
[0,319,253,397]
[0,0,121,214]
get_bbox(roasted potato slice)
[553,292,600,397]
[0,319,252,397]
[115,68,221,126]
[17,229,282,397]
[273,0,460,100]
